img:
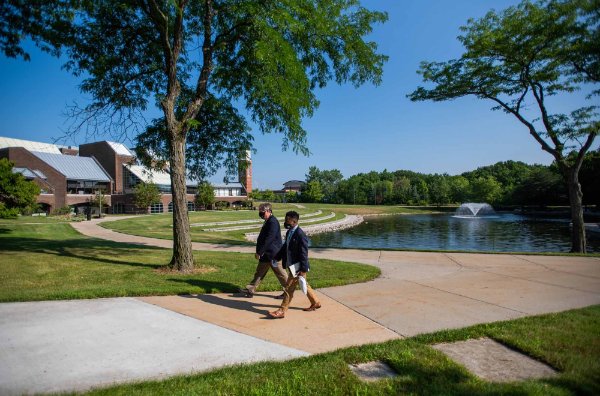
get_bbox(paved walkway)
[1,217,599,394]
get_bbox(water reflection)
[308,214,599,253]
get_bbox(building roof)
[125,164,198,187]
[30,151,112,182]
[106,141,135,156]
[283,180,305,187]
[0,137,62,154]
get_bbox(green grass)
[77,305,600,395]
[298,202,451,216]
[0,222,380,302]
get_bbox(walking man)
[240,203,288,298]
[269,211,321,318]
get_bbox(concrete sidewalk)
[0,298,307,395]
[0,217,597,394]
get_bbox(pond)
[309,213,600,253]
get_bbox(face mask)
[284,222,292,229]
[259,211,266,219]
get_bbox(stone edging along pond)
[245,214,364,242]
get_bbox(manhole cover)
[349,361,398,382]
[433,337,557,382]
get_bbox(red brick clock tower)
[239,150,252,196]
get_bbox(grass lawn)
[299,203,452,216]
[0,222,379,302]
[80,305,600,395]
[100,203,439,244]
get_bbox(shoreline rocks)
[245,214,364,242]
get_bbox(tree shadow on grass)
[0,236,167,270]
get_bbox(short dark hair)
[285,210,299,221]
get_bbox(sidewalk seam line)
[512,254,600,280]
[449,255,600,295]
[405,280,529,315]
[318,288,407,338]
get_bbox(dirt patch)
[349,361,398,382]
[432,337,557,382]
[154,266,218,275]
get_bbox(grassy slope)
[0,222,379,302]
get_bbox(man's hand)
[255,253,260,260]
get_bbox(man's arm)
[298,230,309,273]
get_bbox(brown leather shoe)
[268,310,285,319]
[303,303,322,311]
[238,287,253,298]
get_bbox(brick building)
[0,136,251,214]
[0,142,112,213]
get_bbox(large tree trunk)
[168,135,194,272]
[566,168,586,253]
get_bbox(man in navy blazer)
[268,210,321,318]
[240,203,288,298]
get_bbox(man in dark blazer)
[268,210,321,318]
[240,203,288,298]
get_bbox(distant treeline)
[252,151,600,207]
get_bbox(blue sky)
[0,0,596,190]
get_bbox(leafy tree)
[409,0,599,252]
[448,175,470,204]
[305,166,343,203]
[284,190,299,204]
[428,174,451,205]
[462,161,546,204]
[414,179,429,205]
[380,180,394,204]
[195,181,214,210]
[252,189,276,203]
[512,167,566,206]
[302,181,324,203]
[88,188,108,217]
[3,1,387,271]
[469,176,503,204]
[133,182,161,213]
[0,158,41,218]
[393,177,409,204]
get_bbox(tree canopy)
[133,182,161,212]
[0,158,41,218]
[195,181,215,210]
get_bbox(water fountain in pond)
[454,203,496,218]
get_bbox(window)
[150,203,163,214]
[168,202,174,212]
[229,188,233,196]
[123,167,141,190]
[187,202,195,212]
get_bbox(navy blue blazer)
[256,215,282,261]
[276,226,310,273]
